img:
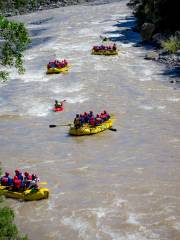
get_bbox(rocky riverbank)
[145,49,180,67]
[2,0,118,17]
[2,0,93,16]
[138,23,180,76]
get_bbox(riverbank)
[2,0,119,17]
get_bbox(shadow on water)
[30,17,53,25]
[27,36,53,49]
[160,66,180,86]
[104,15,154,51]
[104,14,179,81]
[29,28,47,37]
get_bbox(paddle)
[39,182,48,185]
[109,127,117,132]
[49,123,72,128]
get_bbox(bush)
[161,36,180,53]
[0,15,30,81]
[127,0,180,34]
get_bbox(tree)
[127,0,180,34]
[0,15,30,81]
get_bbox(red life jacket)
[14,179,21,188]
[25,175,32,181]
[89,117,95,126]
[1,177,8,186]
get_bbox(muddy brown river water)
[0,1,180,239]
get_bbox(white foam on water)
[112,14,128,19]
[20,101,50,117]
[24,53,38,60]
[0,97,6,106]
[169,138,180,143]
[139,105,166,111]
[139,69,153,81]
[127,213,140,225]
[77,166,89,171]
[50,83,84,94]
[89,207,110,219]
[91,21,100,25]
[167,97,180,102]
[20,72,50,83]
[120,42,134,48]
[157,105,166,110]
[111,33,124,38]
[78,28,99,37]
[138,78,152,82]
[113,198,127,207]
[62,215,94,239]
[94,64,109,71]
[139,105,153,110]
[66,96,89,104]
[103,26,117,32]
[173,222,180,230]
[55,43,91,52]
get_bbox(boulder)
[140,22,155,42]
[144,51,159,60]
[152,33,167,47]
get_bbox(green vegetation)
[161,35,180,53]
[0,0,59,15]
[0,15,30,81]
[127,0,180,34]
[0,166,28,239]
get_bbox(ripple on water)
[139,105,166,111]
[65,96,89,104]
[127,213,140,225]
[50,83,84,94]
[62,214,95,239]
[167,97,180,102]
[173,222,180,230]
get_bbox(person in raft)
[112,43,117,51]
[73,110,110,128]
[0,172,13,186]
[0,170,40,191]
[55,100,63,108]
[47,59,68,69]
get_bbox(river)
[0,1,180,239]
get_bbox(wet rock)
[158,53,180,67]
[152,33,167,47]
[145,51,159,60]
[140,22,155,42]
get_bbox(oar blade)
[39,182,48,185]
[49,125,57,128]
[109,128,117,132]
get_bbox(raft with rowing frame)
[0,185,49,201]
[69,118,113,136]
[91,49,118,56]
[47,66,69,74]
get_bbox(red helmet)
[24,172,29,176]
[14,176,18,180]
[15,169,20,173]
[5,172,9,176]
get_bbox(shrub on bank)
[127,0,180,34]
[161,35,180,53]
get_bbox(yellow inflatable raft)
[91,49,118,56]
[47,66,69,74]
[69,118,113,136]
[0,185,49,201]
